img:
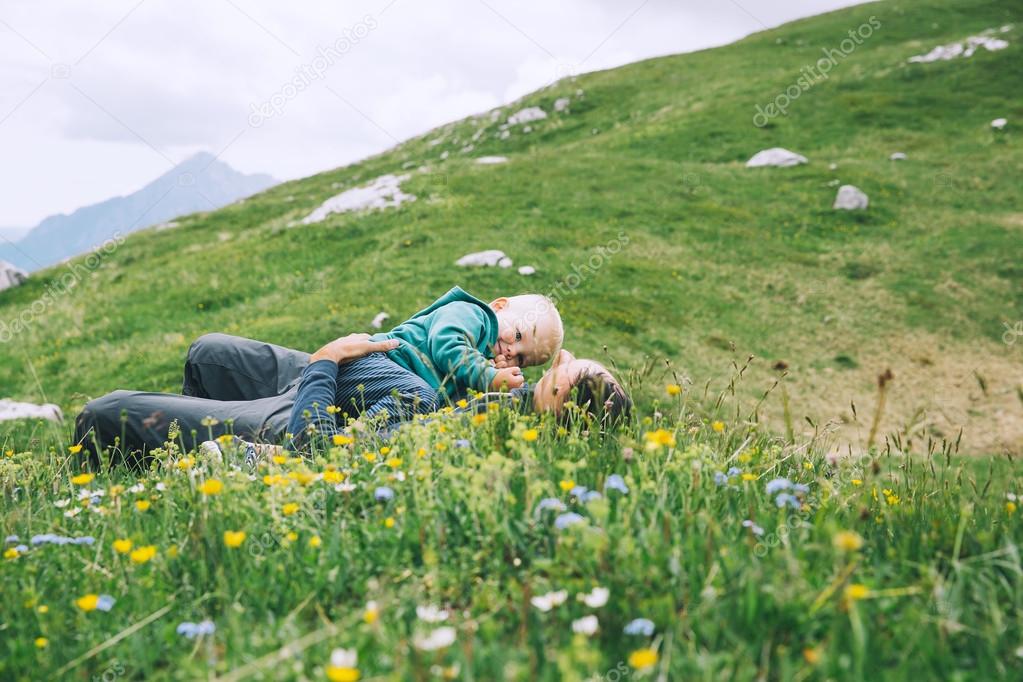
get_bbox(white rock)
[890,152,907,161]
[745,148,808,168]
[833,185,869,210]
[498,257,513,268]
[440,151,449,160]
[554,97,571,112]
[518,265,536,276]
[909,33,1009,63]
[499,130,511,140]
[371,312,390,329]
[460,144,474,153]
[301,174,415,224]
[154,220,179,231]
[456,250,507,267]
[992,117,1008,130]
[828,163,838,170]
[0,399,62,422]
[475,156,508,165]
[507,106,547,126]
[0,260,29,291]
[522,126,532,133]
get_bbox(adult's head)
[532,349,632,426]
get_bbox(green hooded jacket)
[370,287,499,397]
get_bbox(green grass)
[1,0,1023,678]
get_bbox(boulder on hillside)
[0,260,28,292]
[991,118,1008,130]
[833,185,869,210]
[0,399,62,423]
[746,148,808,168]
[301,174,415,225]
[890,152,907,161]
[507,107,547,126]
[456,250,512,268]
[475,156,508,165]
[371,312,390,329]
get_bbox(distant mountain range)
[0,153,276,271]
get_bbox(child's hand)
[491,366,524,391]
[493,354,512,369]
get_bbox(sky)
[0,0,867,233]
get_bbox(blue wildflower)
[792,483,810,495]
[535,498,567,514]
[775,493,801,509]
[177,620,216,638]
[554,512,585,530]
[765,478,792,495]
[4,534,18,543]
[727,466,742,477]
[14,544,28,553]
[374,486,395,502]
[604,474,629,495]
[570,485,588,498]
[454,439,471,449]
[73,536,95,545]
[714,472,728,487]
[581,490,602,503]
[96,595,116,612]
[623,618,655,636]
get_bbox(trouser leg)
[182,333,310,400]
[333,354,439,425]
[74,389,294,467]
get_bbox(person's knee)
[187,333,232,363]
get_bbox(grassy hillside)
[0,0,1020,453]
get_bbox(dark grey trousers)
[74,333,309,465]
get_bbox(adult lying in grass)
[73,334,631,468]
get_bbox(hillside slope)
[0,0,1020,453]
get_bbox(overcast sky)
[0,0,866,232]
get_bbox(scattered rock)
[746,148,808,168]
[475,156,508,165]
[518,265,536,276]
[992,117,1008,130]
[456,250,509,267]
[401,161,416,169]
[828,163,838,171]
[554,97,570,112]
[0,260,28,292]
[301,174,415,225]
[498,257,513,268]
[154,220,179,231]
[833,185,869,210]
[507,107,547,126]
[890,152,907,161]
[499,130,511,140]
[440,151,449,160]
[371,312,390,329]
[0,399,62,423]
[522,126,532,134]
[908,32,1009,63]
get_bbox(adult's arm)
[287,334,398,448]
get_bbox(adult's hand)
[310,333,399,365]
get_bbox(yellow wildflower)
[380,447,391,455]
[644,429,676,448]
[75,594,99,611]
[326,405,341,415]
[666,384,682,396]
[34,637,48,649]
[559,480,575,492]
[272,455,288,465]
[364,452,377,463]
[332,434,352,446]
[71,473,94,485]
[833,530,864,552]
[1006,502,1017,515]
[711,421,725,433]
[741,473,756,481]
[326,666,360,682]
[282,502,300,516]
[472,413,487,426]
[323,470,345,484]
[69,444,83,455]
[4,547,19,560]
[363,601,379,624]
[803,647,821,665]
[522,429,539,442]
[844,584,870,601]
[199,479,223,495]
[385,457,402,469]
[628,648,658,669]
[112,539,133,554]
[456,399,468,408]
[216,434,233,445]
[224,530,246,548]
[135,500,151,512]
[129,545,157,564]
[384,517,395,528]
[285,531,298,542]
[851,479,863,486]
[309,535,322,548]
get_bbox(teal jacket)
[370,287,499,397]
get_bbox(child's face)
[490,300,558,367]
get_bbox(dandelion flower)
[71,473,94,486]
[628,648,658,670]
[384,517,395,528]
[34,637,48,649]
[332,434,353,446]
[521,429,539,442]
[472,413,487,426]
[666,384,682,396]
[223,530,246,548]
[833,530,864,552]
[558,479,575,492]
[326,648,360,681]
[135,500,151,512]
[199,479,223,495]
[4,547,19,559]
[844,584,870,601]
[76,594,114,612]
[129,545,157,564]
[1006,502,1017,515]
[309,535,322,548]
[644,429,676,448]
[282,502,300,516]
[69,444,83,455]
[711,421,725,433]
[112,539,133,554]
[803,647,821,665]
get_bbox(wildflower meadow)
[2,382,1022,680]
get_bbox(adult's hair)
[570,371,632,428]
